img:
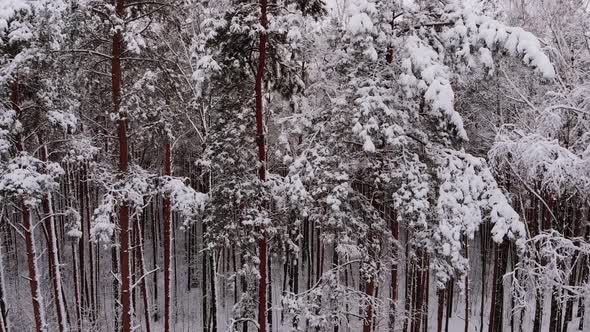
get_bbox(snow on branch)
[160,176,208,226]
[0,152,63,207]
[442,4,556,79]
[431,149,524,285]
[399,36,468,140]
[489,130,588,196]
[90,166,209,243]
[63,137,100,164]
[0,108,21,155]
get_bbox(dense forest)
[0,0,589,331]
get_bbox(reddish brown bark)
[464,242,469,332]
[255,0,269,330]
[12,80,45,331]
[112,0,131,330]
[164,142,172,332]
[22,203,45,332]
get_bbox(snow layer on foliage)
[0,109,21,155]
[125,18,149,54]
[63,137,99,163]
[489,132,588,195]
[65,207,83,239]
[346,0,377,35]
[443,5,556,79]
[90,168,209,243]
[90,194,117,243]
[343,0,379,61]
[400,36,468,140]
[161,177,208,226]
[0,153,64,207]
[0,0,30,35]
[398,4,555,142]
[47,110,78,132]
[432,149,524,284]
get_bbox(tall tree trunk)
[78,166,87,313]
[134,219,151,332]
[150,201,159,322]
[84,164,97,321]
[412,253,424,332]
[391,218,399,329]
[112,0,131,329]
[72,243,82,331]
[164,142,172,332]
[38,133,68,331]
[112,234,120,331]
[489,243,499,332]
[12,79,46,332]
[445,280,453,332]
[363,278,375,332]
[465,241,469,332]
[255,0,269,329]
[437,289,445,332]
[480,226,488,332]
[23,203,46,332]
[0,234,9,331]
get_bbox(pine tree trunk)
[112,233,120,331]
[0,235,9,331]
[112,0,131,329]
[255,0,269,329]
[72,242,82,331]
[480,226,487,332]
[465,241,469,332]
[78,167,87,312]
[391,218,399,329]
[84,164,97,321]
[134,220,151,332]
[164,142,172,332]
[363,278,375,332]
[412,253,424,332]
[22,186,46,331]
[12,79,46,332]
[38,133,68,331]
[437,289,445,332]
[445,281,453,332]
[150,201,159,322]
[489,243,499,332]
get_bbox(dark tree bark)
[465,242,469,332]
[12,79,46,332]
[363,278,375,332]
[164,142,172,332]
[112,0,131,329]
[38,133,68,331]
[135,219,151,332]
[255,0,269,329]
[437,289,445,332]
